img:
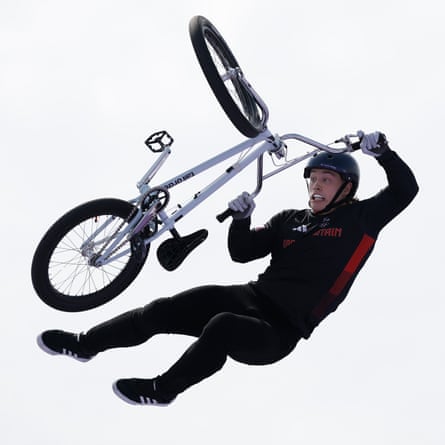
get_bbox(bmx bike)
[31,15,361,312]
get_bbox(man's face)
[308,168,351,213]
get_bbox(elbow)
[408,179,420,203]
[413,181,420,197]
[400,181,419,210]
[233,257,251,264]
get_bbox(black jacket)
[228,150,419,338]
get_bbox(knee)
[149,296,171,309]
[140,297,170,316]
[201,312,236,344]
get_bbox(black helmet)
[304,151,360,197]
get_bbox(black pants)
[82,284,300,396]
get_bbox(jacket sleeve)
[227,217,275,263]
[362,150,419,234]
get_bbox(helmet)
[303,151,360,197]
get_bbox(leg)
[39,284,258,358]
[114,311,294,405]
[111,285,301,405]
[158,311,298,396]
[83,284,260,353]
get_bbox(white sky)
[2,1,443,444]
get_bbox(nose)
[312,180,321,190]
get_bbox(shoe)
[37,330,95,362]
[112,378,176,407]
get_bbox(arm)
[228,217,274,263]
[360,132,419,231]
[377,149,419,208]
[226,192,276,262]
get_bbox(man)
[37,131,418,406]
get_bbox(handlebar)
[350,141,361,151]
[216,132,363,222]
[333,134,362,152]
[216,208,234,222]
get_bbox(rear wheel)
[189,15,266,138]
[31,198,152,312]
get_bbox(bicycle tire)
[189,15,266,138]
[31,198,151,312]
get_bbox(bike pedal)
[145,130,174,153]
[157,229,208,271]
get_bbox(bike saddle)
[156,229,208,271]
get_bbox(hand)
[358,131,390,157]
[228,192,256,219]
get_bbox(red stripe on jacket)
[312,234,376,321]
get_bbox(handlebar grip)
[216,208,234,223]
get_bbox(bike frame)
[88,128,354,267]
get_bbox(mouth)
[311,194,325,201]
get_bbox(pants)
[82,284,300,396]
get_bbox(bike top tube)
[137,130,354,191]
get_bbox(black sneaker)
[112,378,176,407]
[37,330,95,362]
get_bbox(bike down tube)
[97,131,276,266]
[143,134,277,242]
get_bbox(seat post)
[170,228,181,239]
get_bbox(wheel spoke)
[47,213,132,297]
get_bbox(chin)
[309,202,326,214]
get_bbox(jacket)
[228,150,419,338]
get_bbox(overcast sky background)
[2,1,443,444]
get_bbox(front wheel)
[189,15,267,138]
[31,198,152,312]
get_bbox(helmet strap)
[312,181,350,215]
